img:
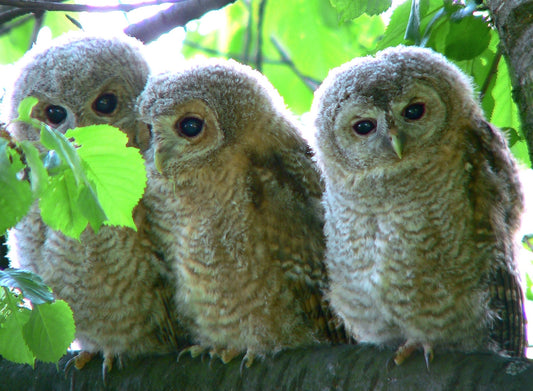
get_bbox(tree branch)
[0,345,532,390]
[0,0,185,13]
[255,0,267,71]
[270,36,321,91]
[124,0,237,44]
[486,0,533,167]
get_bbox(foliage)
[0,96,147,366]
[1,97,147,239]
[0,268,75,366]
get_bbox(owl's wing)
[465,119,526,356]
[248,144,351,344]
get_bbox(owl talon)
[393,342,417,366]
[423,344,434,371]
[240,351,256,373]
[64,350,96,378]
[178,345,207,362]
[102,355,114,385]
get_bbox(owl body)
[5,33,184,370]
[139,59,343,361]
[313,45,526,359]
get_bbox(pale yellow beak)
[154,151,164,174]
[389,129,404,159]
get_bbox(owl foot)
[239,351,257,373]
[209,347,241,364]
[393,341,434,370]
[177,345,208,361]
[66,350,96,371]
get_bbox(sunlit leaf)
[0,269,53,305]
[0,300,33,366]
[405,0,421,43]
[66,125,146,229]
[16,96,39,124]
[0,139,33,234]
[19,141,49,195]
[526,273,533,301]
[23,300,75,363]
[445,15,491,61]
[0,17,34,65]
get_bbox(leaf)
[526,273,533,302]
[19,141,49,196]
[16,96,39,123]
[329,0,367,22]
[40,170,88,239]
[365,0,392,16]
[67,125,147,229]
[445,15,491,61]
[23,300,75,363]
[0,17,34,65]
[523,234,533,252]
[0,138,33,234]
[405,0,421,43]
[0,269,54,305]
[0,296,34,366]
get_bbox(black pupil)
[403,103,425,120]
[353,120,376,135]
[93,93,118,114]
[45,105,67,125]
[179,117,204,137]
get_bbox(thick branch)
[0,345,532,390]
[486,0,533,166]
[124,0,236,44]
[0,0,184,12]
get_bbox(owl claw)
[240,351,256,373]
[423,344,434,371]
[102,355,114,386]
[393,342,416,366]
[177,345,207,362]
[64,350,96,379]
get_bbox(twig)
[480,50,501,101]
[29,10,44,47]
[0,7,28,25]
[255,0,267,72]
[269,36,321,91]
[0,0,184,12]
[124,0,236,44]
[0,13,32,36]
[242,0,252,64]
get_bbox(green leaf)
[405,0,421,43]
[23,300,75,363]
[19,141,49,195]
[365,0,392,16]
[0,269,54,305]
[16,96,39,123]
[0,294,34,366]
[523,234,533,252]
[40,170,88,239]
[526,273,533,301]
[445,15,491,61]
[67,125,146,229]
[0,138,33,234]
[0,17,34,65]
[329,0,367,22]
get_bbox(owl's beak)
[389,129,404,159]
[154,151,164,174]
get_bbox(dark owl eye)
[402,103,425,120]
[177,117,204,138]
[93,93,118,115]
[45,105,67,125]
[353,119,376,135]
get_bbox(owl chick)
[5,32,186,379]
[138,59,347,365]
[312,45,526,365]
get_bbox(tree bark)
[1,345,532,390]
[124,0,236,44]
[486,0,533,166]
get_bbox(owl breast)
[325,158,491,350]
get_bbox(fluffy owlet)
[5,33,185,378]
[311,45,526,365]
[138,59,347,365]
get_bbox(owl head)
[138,58,301,177]
[312,45,483,175]
[5,31,150,149]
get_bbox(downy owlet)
[138,58,347,365]
[311,45,526,365]
[5,32,185,378]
